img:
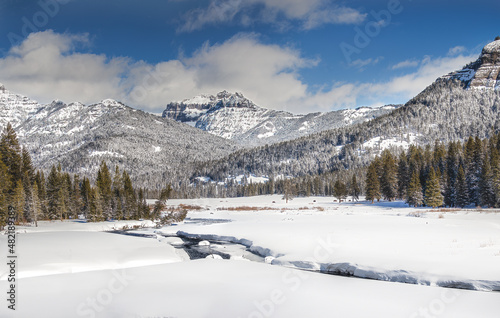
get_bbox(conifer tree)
[491,148,500,207]
[12,180,25,223]
[122,171,136,219]
[0,123,22,188]
[333,180,347,202]
[80,177,92,218]
[71,174,82,219]
[46,165,61,220]
[380,150,398,201]
[96,161,112,220]
[444,141,460,207]
[406,171,423,207]
[282,179,294,203]
[21,146,35,184]
[350,174,361,201]
[397,153,409,200]
[0,157,10,228]
[424,167,444,208]
[89,187,104,222]
[365,161,381,203]
[35,171,48,218]
[22,171,34,223]
[456,165,469,208]
[479,154,495,207]
[31,183,42,227]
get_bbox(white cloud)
[350,56,383,70]
[0,31,129,105]
[448,46,466,56]
[391,59,419,70]
[0,31,313,112]
[177,0,366,32]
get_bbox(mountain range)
[1,37,500,187]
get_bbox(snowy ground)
[1,196,499,317]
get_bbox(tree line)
[0,123,176,229]
[365,134,500,208]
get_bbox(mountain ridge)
[162,90,399,146]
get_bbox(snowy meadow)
[1,195,500,317]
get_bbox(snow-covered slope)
[163,91,398,146]
[441,38,500,90]
[0,83,43,129]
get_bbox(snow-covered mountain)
[194,38,500,180]
[163,90,398,146]
[441,37,500,89]
[0,87,238,187]
[0,83,43,129]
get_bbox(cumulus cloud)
[177,0,366,32]
[0,31,129,105]
[0,31,313,112]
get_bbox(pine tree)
[350,174,361,201]
[12,180,25,223]
[444,141,460,207]
[31,183,42,227]
[21,146,35,184]
[112,166,123,219]
[22,171,34,223]
[80,177,92,219]
[34,171,48,219]
[71,174,82,219]
[333,180,347,202]
[490,148,500,207]
[380,150,398,201]
[406,171,423,207]
[479,154,495,207]
[397,153,409,200]
[0,123,22,188]
[96,161,112,220]
[424,167,444,208]
[282,179,294,203]
[122,171,136,219]
[456,165,469,208]
[0,157,10,228]
[46,165,61,220]
[89,187,104,222]
[365,161,381,203]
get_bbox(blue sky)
[0,0,498,114]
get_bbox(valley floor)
[1,195,499,317]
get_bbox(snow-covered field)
[1,195,499,317]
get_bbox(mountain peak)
[441,38,500,90]
[482,37,500,54]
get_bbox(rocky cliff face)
[469,39,500,89]
[162,90,257,122]
[442,38,500,90]
[162,91,398,146]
